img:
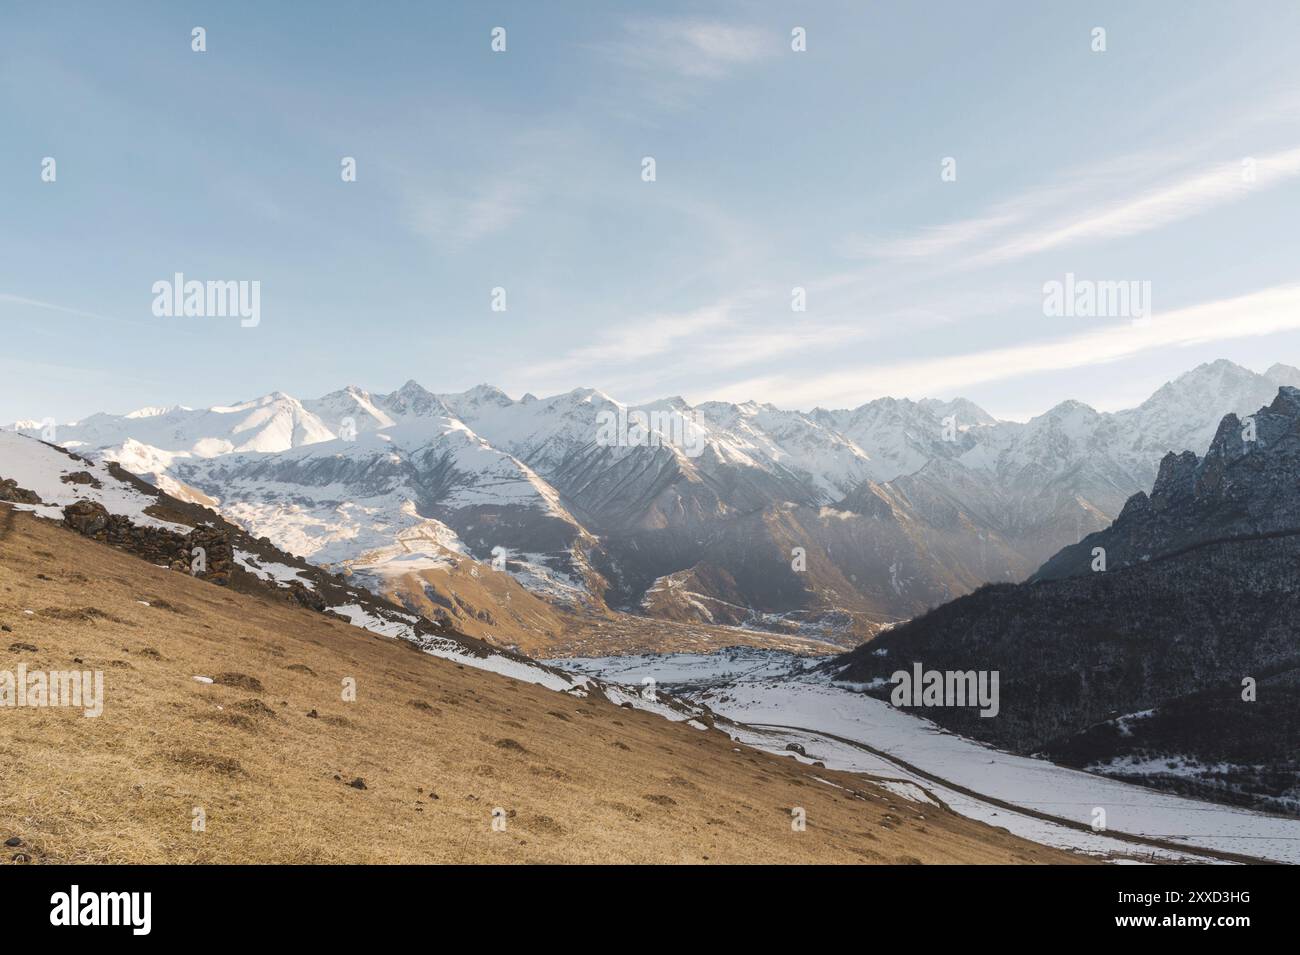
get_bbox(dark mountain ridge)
[829,388,1300,814]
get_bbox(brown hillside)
[0,505,1083,864]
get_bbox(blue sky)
[4,0,1300,423]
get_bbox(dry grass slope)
[0,506,1084,864]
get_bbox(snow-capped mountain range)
[6,359,1298,648]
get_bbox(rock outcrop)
[62,500,234,585]
[0,479,42,505]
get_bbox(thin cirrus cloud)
[519,302,740,382]
[607,17,773,79]
[519,280,1043,403]
[858,145,1300,270]
[841,211,1026,262]
[0,293,156,330]
[704,284,1300,410]
[969,146,1300,268]
[404,179,528,247]
[0,293,110,322]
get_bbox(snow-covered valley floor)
[555,649,1300,864]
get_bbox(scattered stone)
[4,837,22,847]
[785,743,807,756]
[8,643,38,653]
[347,777,367,790]
[286,580,326,612]
[60,471,102,489]
[306,709,319,718]
[192,675,214,684]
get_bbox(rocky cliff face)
[830,388,1300,814]
[1034,386,1300,581]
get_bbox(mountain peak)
[381,380,448,418]
[1199,358,1245,371]
[215,390,302,413]
[1268,384,1300,416]
[316,384,371,402]
[461,383,512,404]
[1038,398,1099,421]
[647,395,691,412]
[1160,359,1256,392]
[558,386,616,405]
[123,405,183,419]
[918,397,998,426]
[1265,364,1300,387]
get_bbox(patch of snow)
[234,550,316,589]
[0,431,189,531]
[566,649,1300,864]
[328,602,582,693]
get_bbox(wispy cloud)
[842,211,1025,262]
[520,302,740,382]
[610,17,773,79]
[0,293,157,330]
[0,293,109,322]
[970,146,1300,267]
[704,284,1300,409]
[514,277,1047,403]
[405,178,528,247]
[855,145,1300,270]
